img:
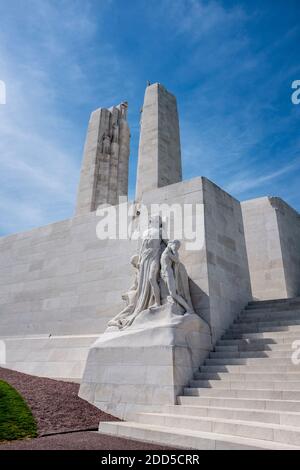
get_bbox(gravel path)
[0,431,172,450]
[0,367,174,450]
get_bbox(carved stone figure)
[139,107,143,128]
[102,132,111,154]
[107,217,163,330]
[137,216,162,309]
[107,254,139,328]
[161,240,195,314]
[107,217,198,329]
[112,122,119,144]
[119,217,162,329]
[119,101,128,119]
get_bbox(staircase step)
[137,412,300,446]
[247,298,300,310]
[190,379,300,391]
[230,322,300,333]
[215,343,294,352]
[184,387,300,400]
[233,318,300,328]
[244,306,300,314]
[218,336,299,345]
[194,371,300,382]
[222,331,300,340]
[200,364,300,373]
[210,350,293,358]
[98,420,300,450]
[205,357,295,366]
[163,404,300,426]
[177,395,300,412]
[238,311,300,322]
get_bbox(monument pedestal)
[79,303,211,419]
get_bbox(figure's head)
[168,239,181,253]
[149,215,162,229]
[130,254,139,269]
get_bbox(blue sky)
[0,0,299,236]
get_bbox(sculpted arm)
[167,250,179,263]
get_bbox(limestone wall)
[142,177,252,343]
[0,212,137,336]
[242,197,300,300]
[1,334,98,380]
[0,177,252,347]
[203,178,252,342]
[276,198,300,298]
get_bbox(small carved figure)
[160,240,195,314]
[102,132,111,154]
[107,255,139,328]
[119,101,128,119]
[112,122,119,144]
[139,107,143,127]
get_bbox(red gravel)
[0,431,173,450]
[0,367,175,450]
[0,367,117,435]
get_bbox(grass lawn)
[0,380,37,441]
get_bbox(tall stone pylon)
[135,83,182,200]
[75,102,130,215]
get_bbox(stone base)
[79,303,211,419]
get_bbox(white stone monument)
[1,81,300,449]
[76,102,130,215]
[136,83,182,200]
[0,81,299,394]
[78,83,251,418]
[79,216,211,419]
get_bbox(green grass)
[0,380,37,441]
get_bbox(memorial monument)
[0,82,300,449]
[79,212,211,418]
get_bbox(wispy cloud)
[225,160,300,194]
[160,0,246,39]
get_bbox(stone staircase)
[99,297,300,449]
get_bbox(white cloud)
[225,160,300,195]
[161,0,246,39]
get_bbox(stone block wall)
[0,176,251,345]
[0,211,137,336]
[242,197,300,300]
[142,176,252,343]
[275,198,300,298]
[203,178,252,342]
